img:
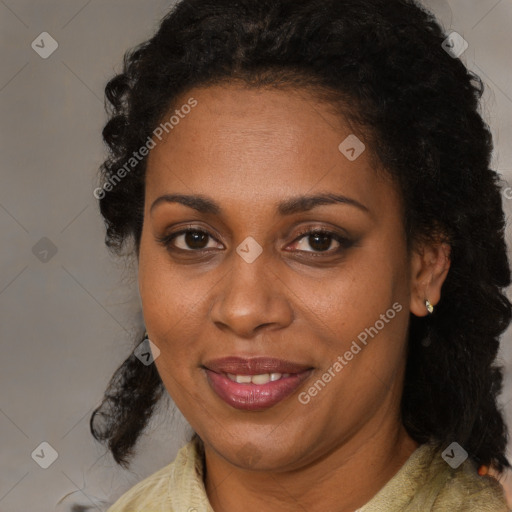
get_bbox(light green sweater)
[106,438,509,511]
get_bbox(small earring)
[144,331,149,339]
[425,299,434,314]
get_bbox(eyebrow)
[150,192,369,216]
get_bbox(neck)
[203,420,419,512]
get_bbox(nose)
[209,247,294,338]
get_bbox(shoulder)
[357,442,509,512]
[432,462,509,511]
[105,440,203,512]
[425,445,509,511]
[105,460,175,511]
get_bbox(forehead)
[145,83,396,215]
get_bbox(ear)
[409,238,451,317]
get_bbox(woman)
[90,0,512,510]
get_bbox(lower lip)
[205,369,313,411]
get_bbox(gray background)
[1,1,511,510]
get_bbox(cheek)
[140,266,206,357]
[296,246,408,347]
[138,238,203,364]
[140,259,208,409]
[138,223,203,327]
[298,244,410,399]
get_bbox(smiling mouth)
[202,356,314,410]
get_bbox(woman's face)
[138,83,428,470]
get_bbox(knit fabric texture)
[106,438,509,511]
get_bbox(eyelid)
[156,223,353,256]
[287,225,353,254]
[155,224,224,251]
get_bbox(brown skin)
[138,83,451,512]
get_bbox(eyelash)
[156,225,354,257]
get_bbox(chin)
[204,427,311,471]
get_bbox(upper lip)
[203,356,313,375]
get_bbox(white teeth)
[226,372,289,384]
[251,374,271,384]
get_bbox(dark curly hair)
[90,0,512,473]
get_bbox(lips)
[203,356,312,375]
[203,356,313,411]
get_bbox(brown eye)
[181,230,209,249]
[305,232,336,252]
[294,231,340,253]
[289,229,355,255]
[157,228,223,252]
